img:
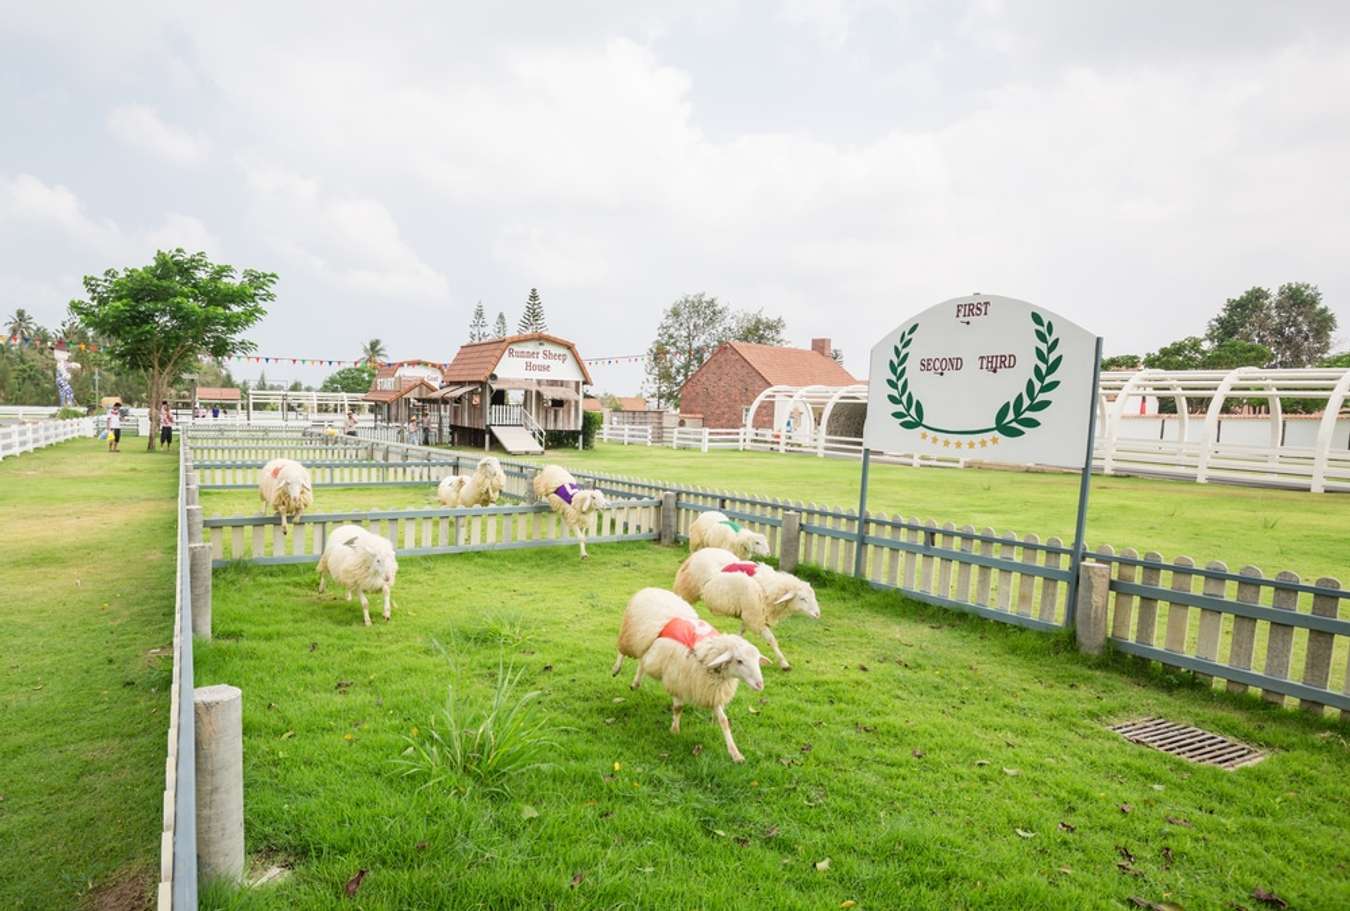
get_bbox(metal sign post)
[1064,335,1104,625]
[852,447,872,577]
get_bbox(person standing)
[106,402,122,452]
[159,401,174,450]
[344,409,358,436]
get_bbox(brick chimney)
[810,338,832,357]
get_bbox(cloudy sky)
[2,1,1348,393]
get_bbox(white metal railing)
[0,417,95,459]
[489,404,522,426]
[600,423,653,446]
[520,408,546,448]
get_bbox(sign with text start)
[863,294,1097,469]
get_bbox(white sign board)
[495,340,586,382]
[863,294,1097,469]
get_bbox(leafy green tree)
[5,308,41,341]
[70,248,274,448]
[1262,283,1336,367]
[727,309,787,346]
[1101,354,1142,370]
[361,338,387,363]
[1203,339,1271,370]
[321,364,376,393]
[517,288,547,334]
[644,292,730,407]
[469,301,488,342]
[494,312,508,339]
[1206,287,1272,348]
[1143,337,1207,371]
[1321,351,1350,368]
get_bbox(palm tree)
[5,308,39,340]
[361,338,388,363]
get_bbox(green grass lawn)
[204,442,1349,584]
[196,542,1348,911]
[0,440,177,910]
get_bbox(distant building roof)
[196,387,241,402]
[441,333,593,385]
[721,341,858,387]
[363,378,437,403]
[374,359,443,379]
[583,397,604,412]
[613,396,654,412]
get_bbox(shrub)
[55,407,84,420]
[394,657,555,797]
[582,409,603,449]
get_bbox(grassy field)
[204,442,1350,583]
[0,441,177,910]
[194,542,1349,911]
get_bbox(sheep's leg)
[670,699,683,734]
[317,572,326,593]
[382,585,391,621]
[759,626,791,670]
[345,588,353,602]
[715,706,744,762]
[577,525,589,560]
[359,591,371,627]
[610,652,624,677]
[279,511,289,536]
[630,661,644,690]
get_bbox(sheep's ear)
[758,655,771,666]
[342,537,361,548]
[704,650,733,669]
[774,591,795,604]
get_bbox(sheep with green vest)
[687,510,769,559]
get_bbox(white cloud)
[107,104,209,166]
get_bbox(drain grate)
[1109,717,1266,770]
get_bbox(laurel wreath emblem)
[886,312,1061,437]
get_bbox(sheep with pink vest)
[687,510,769,559]
[676,552,820,670]
[531,464,609,559]
[612,587,767,763]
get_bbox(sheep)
[688,510,769,559]
[258,458,314,535]
[672,547,744,603]
[531,464,609,559]
[699,564,820,670]
[316,524,399,625]
[639,630,767,763]
[436,456,507,507]
[611,587,711,689]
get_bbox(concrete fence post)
[190,542,213,639]
[660,492,677,546]
[780,511,802,574]
[1074,561,1111,655]
[701,427,710,453]
[185,482,199,507]
[186,504,204,545]
[194,684,245,883]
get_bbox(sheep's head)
[774,579,821,619]
[743,532,771,557]
[348,538,397,586]
[477,456,505,484]
[286,479,305,503]
[575,489,609,513]
[703,635,768,691]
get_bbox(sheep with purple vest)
[531,464,609,559]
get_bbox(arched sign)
[496,340,586,382]
[863,294,1098,469]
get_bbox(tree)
[1321,351,1350,368]
[1102,354,1143,370]
[70,248,274,449]
[361,338,387,363]
[644,293,730,407]
[1203,339,1271,370]
[5,308,40,340]
[727,309,787,346]
[1262,282,1336,367]
[321,364,376,393]
[830,347,844,365]
[517,288,547,334]
[1206,287,1272,348]
[494,312,508,338]
[1143,337,1207,371]
[468,301,488,342]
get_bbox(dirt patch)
[80,864,154,911]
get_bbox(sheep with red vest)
[688,510,769,559]
[258,458,314,535]
[675,549,820,670]
[531,464,610,559]
[612,587,768,763]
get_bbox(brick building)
[679,337,857,429]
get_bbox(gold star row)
[917,431,1000,449]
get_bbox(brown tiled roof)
[614,396,652,412]
[440,333,593,385]
[723,341,858,386]
[583,397,604,412]
[196,387,241,402]
[363,379,436,403]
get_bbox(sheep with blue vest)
[531,464,609,559]
[688,510,769,559]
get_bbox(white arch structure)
[741,368,1350,492]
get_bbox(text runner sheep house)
[433,333,593,453]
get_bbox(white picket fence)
[0,417,95,459]
[599,423,653,446]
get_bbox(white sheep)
[699,564,820,670]
[316,524,399,626]
[258,458,314,535]
[688,510,769,559]
[672,547,744,603]
[612,587,711,689]
[437,456,507,507]
[639,637,767,763]
[531,464,609,559]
